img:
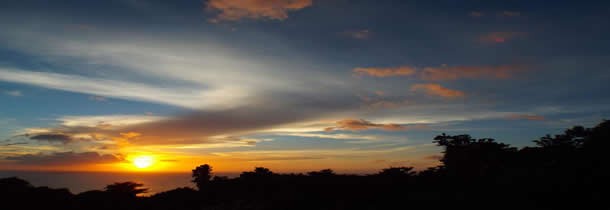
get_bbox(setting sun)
[132,156,154,169]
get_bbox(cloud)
[4,90,22,97]
[469,11,484,17]
[20,94,360,146]
[1,142,28,146]
[246,156,324,161]
[410,83,465,98]
[353,66,417,77]
[280,132,379,141]
[353,65,522,80]
[119,132,141,139]
[0,25,352,111]
[344,30,372,40]
[5,151,122,165]
[29,133,73,143]
[115,104,348,144]
[358,92,411,109]
[420,65,521,81]
[89,95,107,102]
[479,31,526,44]
[324,119,407,132]
[0,68,206,108]
[205,0,312,22]
[498,11,521,17]
[506,114,545,121]
[424,155,442,160]
[59,115,166,128]
[211,144,424,163]
[366,100,411,109]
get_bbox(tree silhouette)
[307,169,336,176]
[105,182,148,197]
[240,167,274,180]
[434,133,516,177]
[192,164,213,190]
[583,120,610,149]
[534,126,587,149]
[253,167,273,176]
[376,167,415,177]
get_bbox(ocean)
[0,170,222,195]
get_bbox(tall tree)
[192,164,213,191]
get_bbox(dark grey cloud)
[2,142,28,146]
[5,152,122,165]
[29,133,73,143]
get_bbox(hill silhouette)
[2,120,608,210]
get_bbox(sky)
[1,0,609,173]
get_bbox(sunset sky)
[1,0,609,173]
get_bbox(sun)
[132,155,154,169]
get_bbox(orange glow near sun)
[132,155,155,169]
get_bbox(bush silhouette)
[105,182,148,197]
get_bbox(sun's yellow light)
[132,155,154,169]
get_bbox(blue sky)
[1,0,609,172]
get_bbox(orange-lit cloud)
[507,114,545,121]
[353,66,417,77]
[205,0,312,22]
[420,65,521,81]
[479,31,526,43]
[410,83,465,98]
[119,132,141,139]
[353,64,522,80]
[324,119,407,131]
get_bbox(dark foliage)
[105,182,149,197]
[192,164,212,190]
[2,120,609,210]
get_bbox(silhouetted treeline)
[2,120,609,210]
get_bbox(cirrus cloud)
[506,114,545,121]
[324,119,407,132]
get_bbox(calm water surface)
[0,171,231,195]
